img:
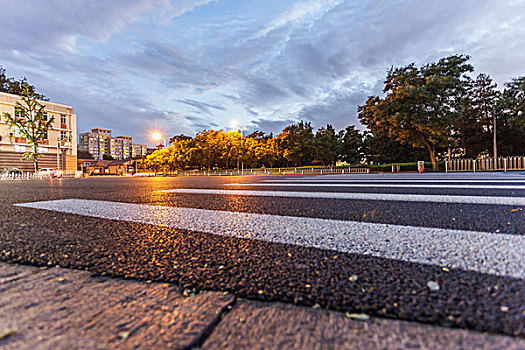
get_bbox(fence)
[169,166,370,177]
[0,170,83,180]
[446,156,525,172]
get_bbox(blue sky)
[1,0,524,145]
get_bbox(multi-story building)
[132,143,147,158]
[115,136,133,159]
[78,128,112,159]
[0,91,77,172]
[78,128,146,160]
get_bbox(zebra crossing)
[7,172,525,338]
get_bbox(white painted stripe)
[262,179,525,183]
[307,175,525,180]
[156,188,525,206]
[16,199,525,278]
[228,183,525,189]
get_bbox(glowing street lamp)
[152,131,162,142]
[230,119,243,172]
[230,119,240,130]
[151,131,165,148]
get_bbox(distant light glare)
[230,119,240,129]
[152,132,162,141]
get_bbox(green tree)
[455,73,500,157]
[277,121,314,166]
[313,124,340,165]
[362,130,429,164]
[358,55,473,170]
[338,125,363,164]
[77,150,94,159]
[501,77,525,132]
[2,86,55,172]
[0,66,46,99]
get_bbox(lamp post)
[57,137,60,172]
[493,106,497,159]
[230,119,243,173]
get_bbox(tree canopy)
[145,122,369,172]
[2,86,55,171]
[358,55,473,169]
[0,66,46,99]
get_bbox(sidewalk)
[1,262,523,349]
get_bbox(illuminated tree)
[2,86,55,172]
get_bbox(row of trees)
[144,122,434,172]
[145,123,362,172]
[358,55,525,169]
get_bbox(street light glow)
[230,119,240,129]
[152,132,162,141]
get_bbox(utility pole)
[493,106,497,159]
[57,137,61,171]
[240,124,244,173]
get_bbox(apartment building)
[0,91,77,172]
[78,128,146,160]
[115,136,132,160]
[132,143,147,158]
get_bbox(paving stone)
[0,263,234,350]
[202,300,525,350]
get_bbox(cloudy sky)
[1,0,524,145]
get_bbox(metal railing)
[0,170,83,180]
[137,166,371,177]
[446,156,525,172]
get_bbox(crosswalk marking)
[157,188,525,206]
[310,174,525,178]
[228,183,525,189]
[15,199,525,278]
[262,179,525,183]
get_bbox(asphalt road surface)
[1,172,524,344]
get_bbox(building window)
[13,126,23,137]
[14,108,23,119]
[61,115,67,124]
[42,112,48,121]
[14,145,26,153]
[60,131,67,141]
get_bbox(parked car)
[37,168,56,177]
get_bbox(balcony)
[60,123,67,129]
[38,139,49,145]
[14,137,27,143]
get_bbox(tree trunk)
[426,144,438,171]
[33,144,39,172]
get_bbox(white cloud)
[1,0,524,139]
[254,0,343,39]
[162,0,217,22]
